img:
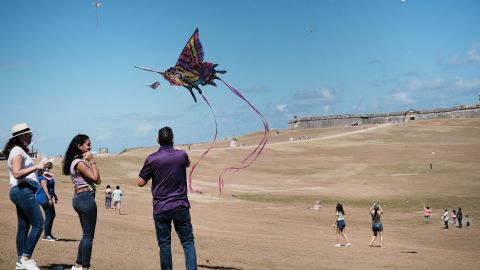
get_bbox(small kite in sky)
[93,1,102,25]
[147,81,161,89]
[135,29,269,194]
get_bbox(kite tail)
[187,93,218,194]
[218,79,269,194]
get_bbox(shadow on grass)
[55,238,79,242]
[199,264,243,270]
[39,263,72,270]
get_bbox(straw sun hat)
[11,123,32,138]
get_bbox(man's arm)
[137,177,148,187]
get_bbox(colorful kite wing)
[175,28,204,70]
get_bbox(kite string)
[218,80,269,193]
[187,93,218,194]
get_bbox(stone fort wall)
[288,104,480,129]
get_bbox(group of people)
[332,203,384,248]
[104,184,123,214]
[423,204,472,229]
[5,123,196,270]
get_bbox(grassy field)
[1,118,479,269]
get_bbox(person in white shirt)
[4,123,48,270]
[442,209,449,229]
[112,185,123,215]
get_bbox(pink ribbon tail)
[187,94,218,194]
[218,80,269,194]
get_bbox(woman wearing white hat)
[3,123,48,270]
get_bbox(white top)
[336,211,345,221]
[112,189,123,201]
[8,146,38,187]
[443,211,449,221]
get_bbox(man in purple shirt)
[137,126,197,270]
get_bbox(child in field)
[423,204,432,224]
[104,185,113,209]
[465,215,471,228]
[332,203,351,247]
[112,185,123,215]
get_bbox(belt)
[75,187,92,194]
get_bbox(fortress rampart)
[288,104,480,129]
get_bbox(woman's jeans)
[72,192,97,268]
[9,185,45,257]
[40,203,56,237]
[154,206,197,270]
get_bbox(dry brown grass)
[1,118,479,269]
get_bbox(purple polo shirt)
[139,145,190,214]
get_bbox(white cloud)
[134,124,155,137]
[454,78,480,91]
[95,131,113,141]
[392,92,413,104]
[276,104,287,112]
[404,78,446,92]
[293,87,338,103]
[468,42,480,63]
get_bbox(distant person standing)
[442,209,449,229]
[104,185,113,209]
[332,203,351,247]
[63,134,101,270]
[112,185,123,215]
[36,168,59,241]
[457,208,463,228]
[423,204,432,224]
[137,126,197,270]
[451,210,457,226]
[369,203,384,248]
[4,123,47,270]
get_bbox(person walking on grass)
[137,126,197,270]
[63,134,101,270]
[442,209,449,229]
[423,204,432,224]
[369,203,384,248]
[112,185,123,215]
[332,203,351,247]
[5,123,47,270]
[104,185,113,209]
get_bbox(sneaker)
[42,236,56,241]
[334,244,341,247]
[346,243,351,247]
[71,266,82,270]
[18,258,39,270]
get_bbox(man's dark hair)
[158,126,174,146]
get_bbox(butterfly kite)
[135,28,269,193]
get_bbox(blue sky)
[1,0,479,156]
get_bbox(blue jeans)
[154,206,197,270]
[105,197,111,209]
[9,185,45,257]
[72,192,97,268]
[40,203,56,237]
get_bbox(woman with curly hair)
[62,134,101,270]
